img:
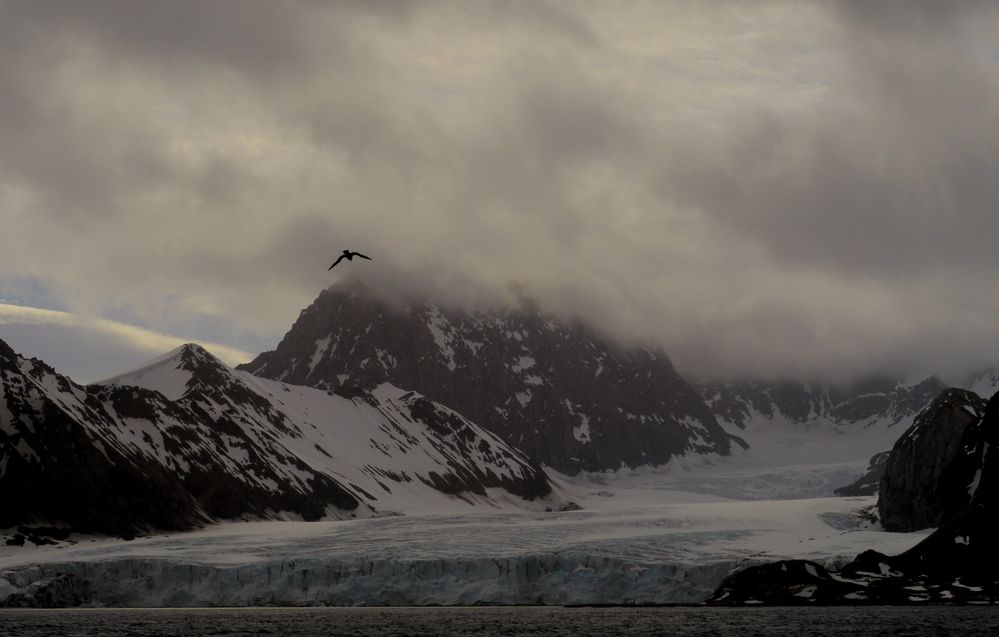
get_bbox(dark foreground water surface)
[2,606,998,636]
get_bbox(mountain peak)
[98,342,229,401]
[241,285,733,473]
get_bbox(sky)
[2,0,999,384]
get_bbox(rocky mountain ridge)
[699,376,947,431]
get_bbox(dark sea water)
[2,606,998,636]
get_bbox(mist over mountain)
[5,2,999,385]
[240,282,738,474]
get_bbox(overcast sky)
[2,0,999,383]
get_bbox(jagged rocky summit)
[708,387,999,605]
[0,337,552,537]
[240,283,739,473]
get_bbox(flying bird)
[328,250,372,270]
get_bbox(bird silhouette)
[328,250,372,270]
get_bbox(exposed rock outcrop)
[834,450,890,497]
[878,388,986,532]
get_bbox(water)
[2,606,998,636]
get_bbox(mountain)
[709,388,999,605]
[0,338,552,537]
[239,284,739,473]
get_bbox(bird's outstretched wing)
[328,254,347,270]
[354,252,372,260]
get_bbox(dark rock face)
[834,451,890,497]
[709,559,865,605]
[240,284,736,473]
[878,388,986,532]
[700,377,947,430]
[937,392,999,524]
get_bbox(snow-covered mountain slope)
[0,494,928,607]
[0,338,552,536]
[104,345,551,512]
[102,343,553,514]
[239,283,738,474]
[0,338,360,535]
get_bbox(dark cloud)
[2,0,999,382]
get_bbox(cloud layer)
[0,303,252,383]
[2,1,999,381]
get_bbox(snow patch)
[308,336,332,374]
[512,356,536,372]
[425,306,457,371]
[573,413,591,443]
[968,468,982,498]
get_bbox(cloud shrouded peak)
[2,1,999,382]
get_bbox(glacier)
[0,486,929,607]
